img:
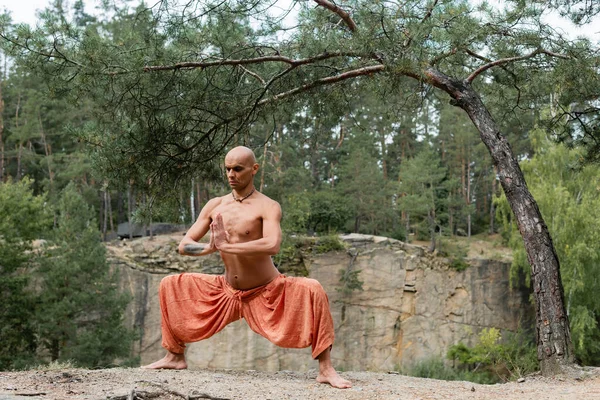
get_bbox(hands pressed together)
[180,213,229,255]
[210,213,229,251]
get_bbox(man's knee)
[159,274,180,293]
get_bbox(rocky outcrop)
[108,233,532,372]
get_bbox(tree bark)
[0,72,4,182]
[490,165,497,234]
[425,67,574,374]
[38,111,54,187]
[260,131,269,191]
[127,182,133,239]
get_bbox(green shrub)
[447,328,538,382]
[405,358,496,384]
[438,240,470,271]
[315,235,345,253]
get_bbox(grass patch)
[29,359,77,371]
[405,358,496,384]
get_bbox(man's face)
[225,156,256,190]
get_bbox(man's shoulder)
[257,192,280,207]
[257,193,281,217]
[205,196,226,209]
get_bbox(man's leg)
[244,276,352,388]
[142,273,241,369]
[316,347,352,389]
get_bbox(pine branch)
[256,64,385,106]
[466,49,570,83]
[143,52,367,72]
[238,65,266,86]
[405,0,441,48]
[313,0,358,32]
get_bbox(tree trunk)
[467,147,472,238]
[425,67,574,374]
[108,188,114,233]
[190,179,195,223]
[0,72,4,182]
[117,191,124,225]
[260,132,268,191]
[127,182,133,239]
[102,187,108,240]
[15,93,21,181]
[405,212,410,242]
[490,166,497,234]
[38,112,54,187]
[428,210,436,253]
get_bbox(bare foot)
[317,367,352,389]
[141,352,187,370]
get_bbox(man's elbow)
[267,241,280,255]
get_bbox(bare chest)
[212,201,263,240]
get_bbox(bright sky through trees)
[0,0,598,41]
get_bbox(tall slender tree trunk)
[0,71,4,182]
[448,189,454,235]
[490,166,497,234]
[38,111,54,187]
[190,179,195,223]
[102,187,108,240]
[127,182,133,239]
[108,188,114,233]
[380,129,388,180]
[405,212,410,242]
[15,93,21,181]
[260,131,269,191]
[467,149,472,238]
[117,191,124,225]
[425,67,574,374]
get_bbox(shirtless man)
[142,146,351,389]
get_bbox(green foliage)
[36,183,135,367]
[315,235,345,254]
[336,139,395,235]
[0,179,51,370]
[281,193,311,234]
[405,357,496,384]
[497,129,600,364]
[337,266,364,296]
[307,191,352,234]
[447,328,538,382]
[438,240,470,271]
[399,148,448,249]
[272,234,305,272]
[337,250,364,296]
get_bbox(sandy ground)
[1,368,599,400]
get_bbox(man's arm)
[178,198,221,256]
[213,202,282,255]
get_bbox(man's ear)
[253,163,259,175]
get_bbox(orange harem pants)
[158,273,335,359]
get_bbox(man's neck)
[232,186,256,202]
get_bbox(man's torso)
[210,192,279,289]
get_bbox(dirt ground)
[1,367,599,400]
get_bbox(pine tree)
[0,178,51,370]
[399,149,448,251]
[36,183,134,367]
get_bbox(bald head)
[225,146,259,191]
[225,146,257,166]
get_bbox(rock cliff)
[108,233,532,372]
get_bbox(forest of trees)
[0,0,599,373]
